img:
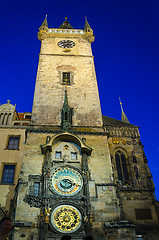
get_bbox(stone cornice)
[27,128,108,136]
[39,53,94,58]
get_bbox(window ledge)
[4,148,19,151]
[0,183,15,185]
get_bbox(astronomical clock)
[50,166,83,196]
[48,165,84,234]
[33,138,92,239]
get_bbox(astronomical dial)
[51,205,82,233]
[60,179,72,189]
[57,40,75,48]
[50,167,83,196]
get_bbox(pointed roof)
[84,17,92,29]
[40,15,48,28]
[59,17,74,29]
[84,17,93,31]
[102,115,136,127]
[119,97,130,124]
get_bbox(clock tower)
[32,17,103,127]
[13,17,159,240]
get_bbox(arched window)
[115,150,129,181]
[2,113,8,125]
[6,113,12,125]
[0,113,4,125]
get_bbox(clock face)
[50,167,83,196]
[57,40,75,48]
[51,205,81,233]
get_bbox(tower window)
[1,164,15,184]
[55,151,62,159]
[115,150,129,182]
[7,136,20,150]
[62,72,70,85]
[34,182,40,196]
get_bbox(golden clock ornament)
[51,205,82,233]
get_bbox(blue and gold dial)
[50,167,83,196]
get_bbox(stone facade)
[0,18,158,240]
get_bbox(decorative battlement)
[38,17,94,43]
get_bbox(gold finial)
[45,14,47,19]
[119,96,123,111]
[119,96,122,105]
[65,17,67,20]
[119,97,130,123]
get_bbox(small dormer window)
[55,151,62,159]
[71,152,77,160]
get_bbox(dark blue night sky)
[0,0,159,199]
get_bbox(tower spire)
[119,97,130,124]
[59,17,74,29]
[84,16,92,30]
[61,87,72,131]
[64,86,68,106]
[39,14,48,29]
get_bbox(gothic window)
[7,136,20,150]
[115,150,129,182]
[1,164,15,184]
[62,72,70,85]
[71,152,77,160]
[55,151,62,159]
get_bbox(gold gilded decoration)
[40,208,51,223]
[64,145,69,150]
[83,215,88,223]
[113,138,119,144]
[121,140,126,145]
[51,205,81,233]
[89,213,93,224]
[45,208,51,223]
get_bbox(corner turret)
[39,14,48,30]
[84,17,94,42]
